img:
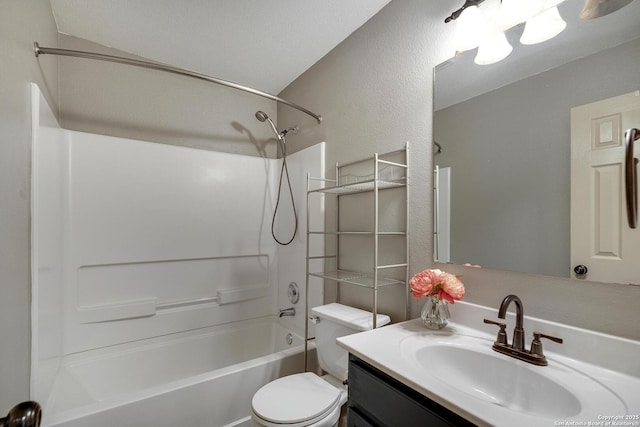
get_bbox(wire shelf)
[309,178,406,195]
[308,270,405,288]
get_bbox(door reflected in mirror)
[433,0,640,284]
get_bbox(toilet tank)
[310,303,390,381]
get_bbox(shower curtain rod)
[33,42,322,124]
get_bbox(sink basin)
[400,333,627,420]
[416,344,580,418]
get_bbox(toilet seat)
[251,373,343,427]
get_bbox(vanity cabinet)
[347,354,476,427]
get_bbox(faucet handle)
[534,332,563,343]
[483,318,507,345]
[530,331,563,356]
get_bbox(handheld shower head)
[253,111,298,245]
[255,111,269,122]
[254,110,282,141]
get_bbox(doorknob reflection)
[0,401,41,427]
[574,265,588,276]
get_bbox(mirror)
[433,0,640,282]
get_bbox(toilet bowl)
[251,373,346,427]
[251,303,390,427]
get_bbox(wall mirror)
[433,0,640,284]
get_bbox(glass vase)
[420,295,450,329]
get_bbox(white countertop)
[337,301,640,427]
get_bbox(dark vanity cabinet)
[347,355,476,427]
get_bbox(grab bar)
[78,284,269,323]
[624,128,639,229]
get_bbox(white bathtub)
[42,317,311,427]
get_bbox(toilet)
[251,303,390,427]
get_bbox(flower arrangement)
[409,269,465,304]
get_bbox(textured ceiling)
[50,0,393,94]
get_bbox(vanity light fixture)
[445,0,569,65]
[520,6,567,45]
[474,31,513,65]
[444,0,486,24]
[451,3,492,52]
[446,0,634,62]
[496,0,546,28]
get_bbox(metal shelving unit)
[304,143,409,369]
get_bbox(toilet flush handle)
[309,316,320,324]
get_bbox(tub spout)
[278,307,296,317]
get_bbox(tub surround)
[31,85,326,426]
[337,301,640,426]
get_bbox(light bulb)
[497,0,545,28]
[520,7,567,45]
[474,32,513,65]
[452,5,492,52]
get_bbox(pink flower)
[409,269,465,304]
[437,273,465,304]
[409,269,442,298]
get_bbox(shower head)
[255,111,269,122]
[255,110,283,141]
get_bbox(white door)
[571,91,640,284]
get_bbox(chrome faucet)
[278,307,296,317]
[484,294,563,366]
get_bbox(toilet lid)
[252,373,342,425]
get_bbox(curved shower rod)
[33,42,322,124]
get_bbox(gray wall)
[0,0,59,413]
[435,37,640,277]
[278,0,454,321]
[58,35,280,158]
[279,0,640,340]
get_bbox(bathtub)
[42,317,312,427]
